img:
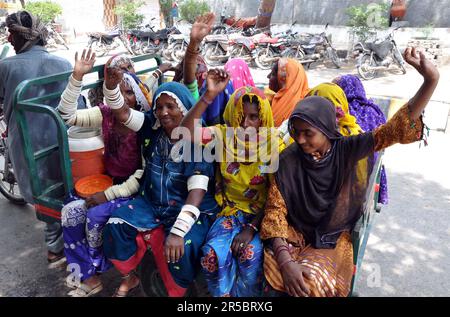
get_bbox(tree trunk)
[20,0,26,8]
[256,0,276,30]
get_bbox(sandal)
[113,271,140,297]
[68,282,103,297]
[47,251,66,269]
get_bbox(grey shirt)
[0,45,76,203]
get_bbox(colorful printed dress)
[200,86,283,297]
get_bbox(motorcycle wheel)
[399,63,407,75]
[393,47,407,75]
[140,42,159,55]
[171,43,186,64]
[204,44,226,67]
[230,44,253,65]
[254,48,275,70]
[90,40,107,57]
[357,54,377,80]
[161,43,172,61]
[283,48,306,62]
[327,47,342,68]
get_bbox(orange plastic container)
[68,127,105,184]
[75,174,113,198]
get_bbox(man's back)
[0,45,72,203]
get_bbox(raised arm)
[404,47,440,120]
[102,59,145,133]
[179,69,230,140]
[372,47,440,152]
[57,49,102,127]
[183,13,215,85]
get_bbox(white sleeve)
[187,175,209,192]
[57,75,103,128]
[104,168,145,201]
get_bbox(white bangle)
[170,217,194,238]
[187,175,209,192]
[123,109,145,132]
[170,206,199,238]
[181,204,200,220]
[103,82,124,110]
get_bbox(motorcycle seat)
[89,31,120,39]
[137,31,155,38]
[366,40,393,59]
[261,37,279,44]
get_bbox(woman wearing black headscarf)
[260,47,440,297]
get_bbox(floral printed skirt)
[200,210,264,297]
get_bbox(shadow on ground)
[355,170,450,297]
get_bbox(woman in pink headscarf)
[224,58,256,90]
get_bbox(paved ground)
[0,41,449,297]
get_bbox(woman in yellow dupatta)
[194,84,282,297]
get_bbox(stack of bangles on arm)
[103,82,144,131]
[153,69,162,79]
[275,243,295,269]
[170,205,201,238]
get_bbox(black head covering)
[275,96,374,249]
[288,96,341,140]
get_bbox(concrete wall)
[205,0,450,28]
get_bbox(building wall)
[205,0,450,28]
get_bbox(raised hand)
[190,12,216,44]
[205,69,230,99]
[159,62,174,74]
[104,57,124,90]
[404,47,440,82]
[73,49,96,81]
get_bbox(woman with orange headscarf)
[267,58,310,127]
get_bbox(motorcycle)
[211,11,257,35]
[1,22,8,45]
[139,26,180,58]
[45,24,69,50]
[87,27,133,57]
[254,23,298,70]
[168,33,191,63]
[228,35,258,65]
[354,27,406,80]
[282,24,341,69]
[203,33,233,66]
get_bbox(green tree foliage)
[114,1,146,30]
[346,2,390,42]
[179,0,210,24]
[24,1,62,24]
